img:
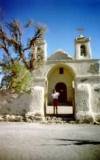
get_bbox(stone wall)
[0,92,33,115]
[91,83,100,120]
[0,87,45,116]
[75,76,100,122]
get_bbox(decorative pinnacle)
[76,27,85,36]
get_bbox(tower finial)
[76,27,85,36]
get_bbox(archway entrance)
[46,63,75,118]
[55,83,67,105]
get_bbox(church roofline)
[46,58,100,65]
[47,49,73,61]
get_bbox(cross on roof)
[77,27,85,35]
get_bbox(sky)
[0,0,100,58]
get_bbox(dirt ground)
[0,122,100,160]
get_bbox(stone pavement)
[0,122,100,160]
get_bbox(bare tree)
[0,20,46,71]
[0,20,46,92]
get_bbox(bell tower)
[31,36,47,67]
[35,37,47,63]
[75,35,92,59]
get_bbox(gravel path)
[0,122,100,160]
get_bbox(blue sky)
[0,0,100,58]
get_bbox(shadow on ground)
[40,138,100,147]
[53,138,100,146]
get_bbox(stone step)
[46,106,73,114]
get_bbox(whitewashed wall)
[0,89,45,116]
[75,76,100,121]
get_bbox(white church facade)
[31,34,100,121]
[0,34,100,122]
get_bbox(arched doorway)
[55,83,67,105]
[46,63,75,117]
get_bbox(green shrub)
[1,62,32,93]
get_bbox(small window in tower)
[37,47,41,51]
[81,45,87,56]
[59,67,64,74]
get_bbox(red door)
[55,83,67,105]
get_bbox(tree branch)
[0,20,46,72]
[0,60,7,67]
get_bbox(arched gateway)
[46,63,75,117]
